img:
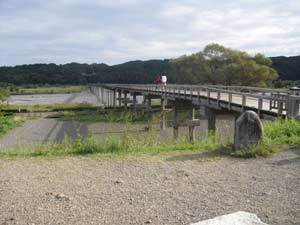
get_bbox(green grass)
[11,85,86,95]
[60,110,148,123]
[263,118,300,146]
[0,131,228,158]
[0,115,26,137]
[0,110,298,159]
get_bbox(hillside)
[270,56,300,80]
[0,56,298,85]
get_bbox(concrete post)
[188,107,195,143]
[107,89,110,107]
[113,90,116,108]
[147,96,152,130]
[206,107,216,132]
[133,93,137,113]
[287,95,300,118]
[160,98,166,130]
[118,91,122,107]
[173,105,178,140]
[124,92,128,109]
[101,88,104,104]
[98,87,101,105]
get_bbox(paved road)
[0,119,86,150]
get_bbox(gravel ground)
[0,150,299,225]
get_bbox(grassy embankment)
[0,115,26,137]
[0,108,299,158]
[11,85,86,95]
[1,103,97,113]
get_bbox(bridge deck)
[91,84,300,119]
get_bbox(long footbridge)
[89,84,300,142]
[90,84,300,119]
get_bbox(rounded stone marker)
[234,111,263,151]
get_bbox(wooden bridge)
[89,84,300,142]
[90,84,300,118]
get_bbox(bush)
[263,119,300,146]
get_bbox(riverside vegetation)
[0,114,26,137]
[0,109,299,158]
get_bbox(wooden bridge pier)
[205,107,216,132]
[132,92,137,113]
[172,104,178,140]
[169,100,200,142]
[146,95,153,130]
[90,84,300,144]
[160,98,167,130]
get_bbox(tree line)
[0,44,298,87]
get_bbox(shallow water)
[7,91,100,105]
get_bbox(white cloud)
[0,0,299,65]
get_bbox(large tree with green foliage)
[169,44,278,86]
[0,88,10,102]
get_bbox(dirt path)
[0,150,299,225]
[0,118,147,150]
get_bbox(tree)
[0,88,10,103]
[169,43,278,86]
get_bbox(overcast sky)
[1,0,299,66]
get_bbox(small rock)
[55,193,70,201]
[190,211,268,225]
[144,220,152,224]
[114,179,124,184]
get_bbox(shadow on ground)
[271,148,300,166]
[165,147,229,162]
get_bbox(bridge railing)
[97,84,300,118]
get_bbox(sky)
[0,0,300,66]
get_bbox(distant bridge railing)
[92,84,300,119]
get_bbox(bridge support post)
[113,90,116,108]
[132,93,137,113]
[188,108,195,143]
[118,91,122,107]
[106,89,109,107]
[101,87,104,105]
[107,89,110,107]
[160,98,167,130]
[97,87,102,106]
[124,91,128,109]
[109,89,111,107]
[206,107,216,132]
[173,105,178,140]
[287,95,300,118]
[147,96,152,130]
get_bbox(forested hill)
[0,56,298,85]
[0,60,169,85]
[270,56,300,81]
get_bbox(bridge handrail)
[100,84,295,101]
[96,83,290,94]
[91,84,300,118]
